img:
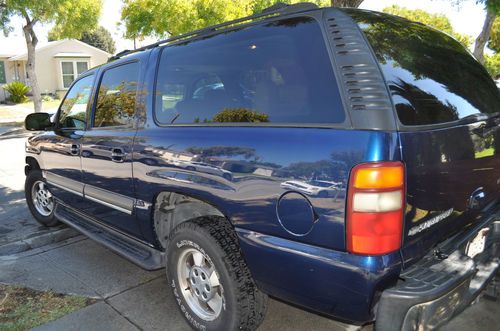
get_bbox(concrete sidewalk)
[0,238,361,331]
[1,236,497,331]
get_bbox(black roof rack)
[109,2,319,61]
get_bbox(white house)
[0,39,110,102]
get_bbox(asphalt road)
[0,132,498,331]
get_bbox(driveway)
[0,131,498,330]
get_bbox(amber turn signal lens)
[353,165,404,189]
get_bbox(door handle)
[111,148,127,163]
[70,144,80,156]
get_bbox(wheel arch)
[152,191,232,249]
[25,156,41,175]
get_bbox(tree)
[484,53,500,76]
[49,26,116,54]
[121,0,250,39]
[121,0,363,39]
[330,0,364,7]
[79,26,116,54]
[488,17,499,51]
[472,0,498,63]
[0,0,101,112]
[383,5,472,47]
[449,0,499,63]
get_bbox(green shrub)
[2,81,30,103]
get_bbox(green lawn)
[0,284,94,331]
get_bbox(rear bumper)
[236,228,402,323]
[376,212,500,331]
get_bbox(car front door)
[79,61,142,237]
[42,74,95,207]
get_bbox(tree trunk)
[22,16,42,113]
[473,10,496,64]
[330,0,364,7]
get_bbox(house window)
[0,61,6,84]
[61,61,89,88]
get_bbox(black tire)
[166,217,268,331]
[25,170,60,227]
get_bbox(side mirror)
[25,113,53,131]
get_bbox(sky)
[0,0,488,55]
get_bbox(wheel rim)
[31,180,54,216]
[177,247,224,321]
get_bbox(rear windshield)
[347,10,500,126]
[155,17,345,125]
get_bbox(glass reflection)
[346,9,499,126]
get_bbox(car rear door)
[79,60,143,237]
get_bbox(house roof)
[53,52,92,58]
[6,39,110,61]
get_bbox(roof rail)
[109,2,319,61]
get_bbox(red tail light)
[346,162,405,255]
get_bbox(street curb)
[0,227,80,257]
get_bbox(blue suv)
[24,3,499,331]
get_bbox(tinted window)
[347,10,499,126]
[155,17,344,125]
[58,74,94,130]
[94,62,140,127]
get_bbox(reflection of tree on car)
[58,91,89,129]
[94,81,146,127]
[194,108,269,123]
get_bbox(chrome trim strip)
[46,180,84,197]
[84,185,134,213]
[45,171,84,195]
[44,171,135,215]
[85,194,133,215]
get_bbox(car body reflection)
[280,180,342,198]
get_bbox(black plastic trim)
[322,9,397,131]
[55,201,165,270]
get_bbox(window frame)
[90,60,140,130]
[60,60,90,89]
[151,14,349,129]
[54,72,96,131]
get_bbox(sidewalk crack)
[104,300,143,331]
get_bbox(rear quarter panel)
[133,126,401,251]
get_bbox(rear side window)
[347,10,499,126]
[93,62,140,128]
[155,17,344,125]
